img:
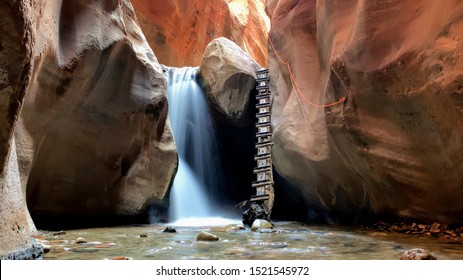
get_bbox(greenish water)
[40,221,463,260]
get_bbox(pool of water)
[39,222,463,260]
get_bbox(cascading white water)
[166,67,229,225]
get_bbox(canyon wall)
[131,0,269,66]
[0,0,41,259]
[268,0,463,224]
[14,0,177,228]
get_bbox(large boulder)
[268,0,463,224]
[200,37,261,125]
[0,0,39,259]
[14,0,177,227]
[131,0,269,66]
[198,37,261,211]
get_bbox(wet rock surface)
[251,219,274,231]
[162,227,177,233]
[196,231,220,242]
[400,248,437,260]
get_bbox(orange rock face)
[131,0,269,66]
[269,0,463,223]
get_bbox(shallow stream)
[41,221,463,260]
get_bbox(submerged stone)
[196,231,220,242]
[226,225,246,232]
[72,248,99,253]
[76,237,87,244]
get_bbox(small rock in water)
[196,231,220,242]
[50,246,66,253]
[251,219,273,231]
[43,245,51,254]
[76,237,87,244]
[52,230,66,236]
[226,225,246,232]
[111,256,133,260]
[400,248,437,260]
[163,227,177,233]
[140,234,148,238]
[72,247,99,253]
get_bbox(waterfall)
[165,67,222,223]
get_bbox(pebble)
[140,234,148,238]
[76,237,87,244]
[111,256,133,260]
[196,231,220,242]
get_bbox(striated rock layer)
[131,0,269,66]
[14,0,177,227]
[268,0,463,224]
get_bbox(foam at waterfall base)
[168,217,242,227]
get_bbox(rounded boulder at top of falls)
[251,219,273,231]
[267,0,463,224]
[199,37,261,126]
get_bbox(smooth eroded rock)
[268,0,463,224]
[76,237,87,244]
[251,219,273,231]
[200,37,261,126]
[196,231,220,242]
[15,0,177,225]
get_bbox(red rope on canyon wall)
[268,36,346,108]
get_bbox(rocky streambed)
[35,222,463,260]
